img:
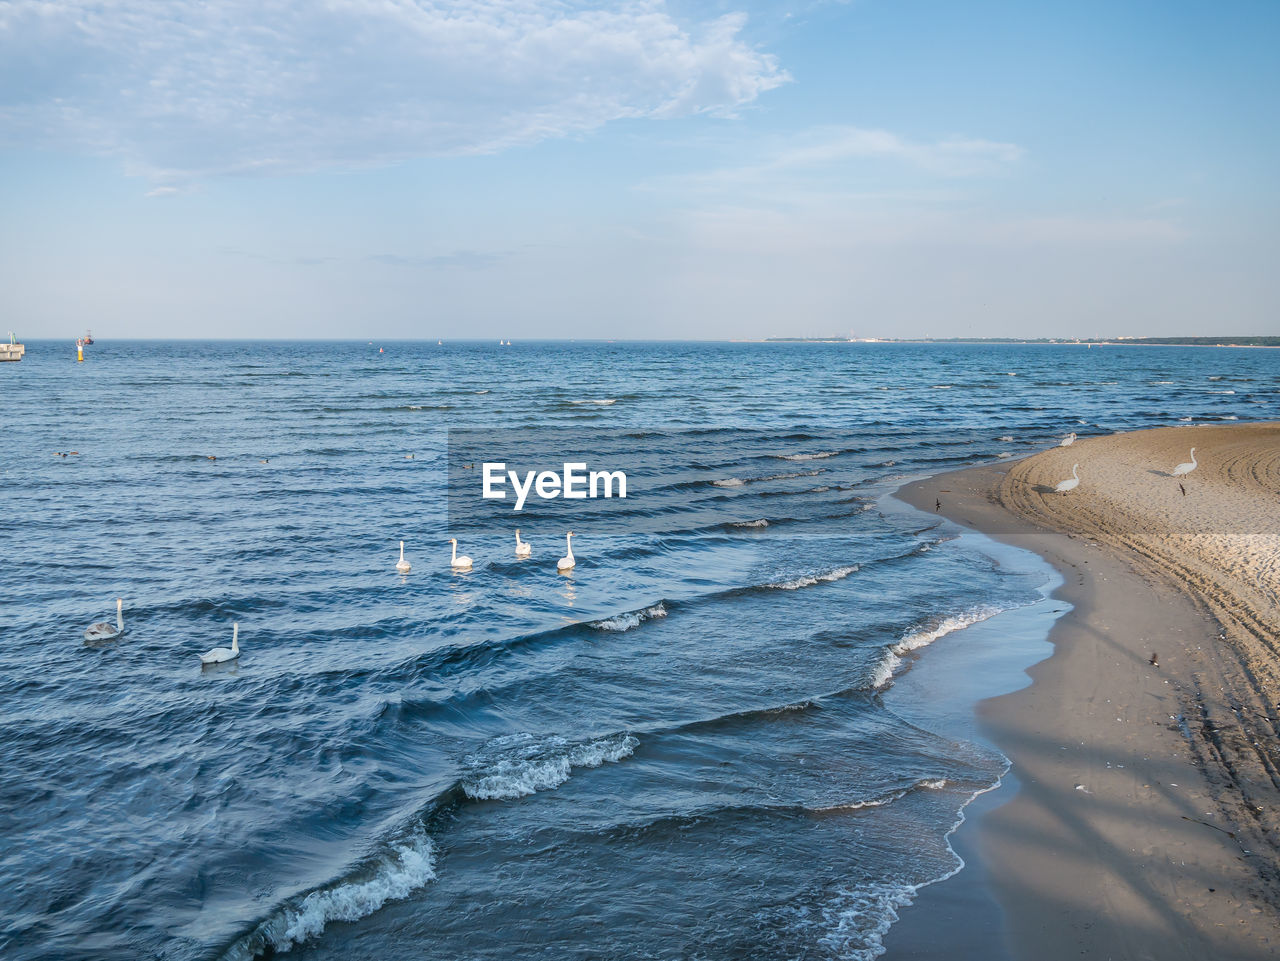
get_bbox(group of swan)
[1052,447,1198,495]
[398,531,575,572]
[83,599,240,664]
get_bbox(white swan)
[450,538,473,569]
[1060,432,1077,447]
[200,623,240,664]
[84,598,125,642]
[396,540,411,574]
[515,529,532,557]
[1172,447,1198,477]
[1054,463,1080,494]
[557,531,575,571]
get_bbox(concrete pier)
[0,339,24,362]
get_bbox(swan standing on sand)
[1060,432,1077,447]
[84,598,125,642]
[1055,464,1080,494]
[1172,448,1198,478]
[557,532,576,572]
[200,623,240,664]
[449,538,473,569]
[396,541,411,574]
[515,530,532,557]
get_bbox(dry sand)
[885,423,1280,960]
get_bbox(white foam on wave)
[733,518,769,528]
[931,385,953,389]
[767,564,859,591]
[821,778,950,813]
[231,828,438,958]
[714,469,821,488]
[1209,389,1236,394]
[570,398,617,405]
[816,769,1009,960]
[778,450,840,461]
[871,605,1005,689]
[591,603,667,632]
[462,732,638,801]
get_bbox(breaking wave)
[590,603,668,632]
[870,606,1006,688]
[461,732,639,801]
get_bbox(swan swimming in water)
[84,598,125,643]
[396,540,411,574]
[200,623,240,664]
[1172,448,1198,478]
[1060,432,1077,447]
[450,538,473,569]
[557,532,575,572]
[1055,463,1080,494]
[515,529,532,557]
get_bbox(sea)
[1,340,1275,961]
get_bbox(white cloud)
[0,0,788,183]
[644,124,1024,200]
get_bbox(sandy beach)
[888,423,1280,960]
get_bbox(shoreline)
[883,423,1280,960]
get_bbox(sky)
[1,0,1277,340]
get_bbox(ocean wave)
[569,398,617,405]
[222,829,438,959]
[711,469,823,488]
[590,603,667,632]
[870,605,1006,688]
[766,564,859,591]
[775,450,841,461]
[1208,389,1236,394]
[732,518,769,528]
[461,732,638,801]
[818,778,950,813]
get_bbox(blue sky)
[1,0,1276,339]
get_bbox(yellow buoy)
[77,339,84,362]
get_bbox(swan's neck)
[1072,464,1079,479]
[116,600,124,629]
[451,541,457,562]
[1190,449,1197,465]
[232,624,239,653]
[516,532,523,546]
[565,535,574,559]
[399,541,405,561]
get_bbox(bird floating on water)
[1060,432,1077,447]
[515,529,532,557]
[557,532,576,572]
[200,623,240,664]
[1054,464,1080,494]
[449,538,473,569]
[396,540,411,574]
[1172,448,1198,478]
[84,598,126,643]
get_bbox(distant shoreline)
[763,337,1280,348]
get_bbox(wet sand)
[885,423,1280,960]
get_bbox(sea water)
[0,340,1274,960]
